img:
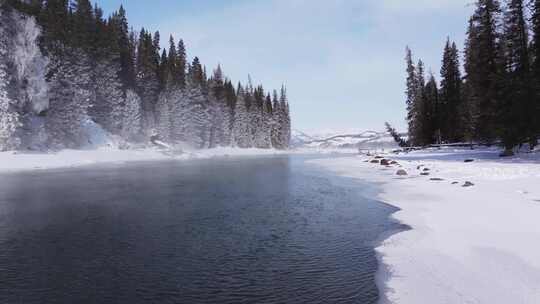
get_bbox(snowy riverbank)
[309,148,540,304]
[0,147,286,173]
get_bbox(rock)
[464,159,475,163]
[390,161,399,165]
[452,182,459,185]
[430,178,444,181]
[364,160,369,163]
[423,168,430,171]
[396,169,408,176]
[420,172,430,176]
[380,159,391,166]
[417,165,424,170]
[370,159,380,164]
[374,156,384,159]
[499,149,515,157]
[463,181,475,187]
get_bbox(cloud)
[151,0,472,131]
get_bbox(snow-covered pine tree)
[251,86,269,148]
[155,90,172,142]
[91,59,124,133]
[4,9,49,150]
[46,47,92,148]
[284,101,291,148]
[270,90,281,148]
[121,89,143,142]
[0,14,20,150]
[232,84,252,148]
[135,28,160,134]
[278,85,290,149]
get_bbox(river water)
[0,155,402,304]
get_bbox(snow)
[292,129,399,150]
[309,147,540,304]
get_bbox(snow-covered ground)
[309,147,540,304]
[0,147,286,173]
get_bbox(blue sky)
[96,0,472,133]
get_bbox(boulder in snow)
[396,169,408,176]
[380,159,391,166]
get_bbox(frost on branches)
[0,2,292,151]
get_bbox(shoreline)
[309,148,540,304]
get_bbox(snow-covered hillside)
[291,129,401,150]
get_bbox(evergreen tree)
[39,0,70,48]
[421,73,438,145]
[70,0,94,52]
[176,39,187,88]
[122,89,143,142]
[0,19,20,150]
[439,39,463,142]
[468,0,502,144]
[135,28,160,132]
[46,47,92,148]
[531,0,540,144]
[110,5,136,90]
[500,0,533,151]
[405,47,418,145]
[232,84,252,148]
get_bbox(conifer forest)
[0,0,292,151]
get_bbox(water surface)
[0,155,401,304]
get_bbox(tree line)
[401,0,540,155]
[0,0,291,151]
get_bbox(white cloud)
[153,0,473,131]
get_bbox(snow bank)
[309,148,540,304]
[0,147,287,173]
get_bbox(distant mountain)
[291,129,402,150]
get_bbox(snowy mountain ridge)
[291,129,401,150]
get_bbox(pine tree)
[500,0,533,151]
[532,0,540,145]
[155,90,172,142]
[408,59,426,146]
[271,90,281,148]
[70,0,94,52]
[122,89,143,142]
[176,39,187,88]
[468,0,502,144]
[420,73,438,145]
[40,0,70,46]
[46,47,92,148]
[405,47,418,145]
[232,84,252,148]
[135,28,160,133]
[0,17,20,150]
[110,5,136,90]
[439,39,463,142]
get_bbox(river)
[0,155,402,304]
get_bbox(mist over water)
[0,155,402,304]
